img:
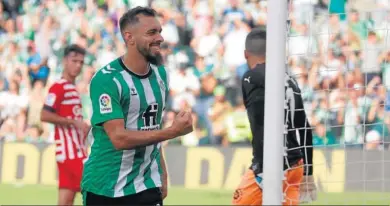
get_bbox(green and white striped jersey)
[81,57,169,198]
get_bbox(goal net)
[264,0,390,204]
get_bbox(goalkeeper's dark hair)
[119,6,157,33]
[245,27,267,56]
[64,44,86,57]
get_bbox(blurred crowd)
[0,0,389,150]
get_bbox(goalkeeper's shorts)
[232,159,303,206]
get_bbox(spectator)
[338,83,370,147]
[0,0,388,150]
[208,86,232,143]
[26,42,50,86]
[174,13,193,47]
[27,80,45,128]
[169,63,199,112]
[0,80,28,141]
[223,99,251,146]
[159,9,179,47]
[192,55,214,78]
[313,123,337,147]
[348,9,373,40]
[190,19,221,65]
[24,125,44,143]
[361,31,383,85]
[194,74,217,144]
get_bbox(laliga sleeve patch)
[45,93,57,107]
[99,93,112,114]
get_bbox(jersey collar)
[119,57,153,79]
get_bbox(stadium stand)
[0,0,389,150]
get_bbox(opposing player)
[41,44,90,205]
[81,6,193,206]
[232,28,317,205]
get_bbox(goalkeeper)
[232,28,317,205]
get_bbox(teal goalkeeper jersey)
[81,57,169,198]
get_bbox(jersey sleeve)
[90,76,124,127]
[43,84,64,113]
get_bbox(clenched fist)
[170,111,193,137]
[72,120,90,136]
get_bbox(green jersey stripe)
[151,144,163,184]
[155,65,168,89]
[153,65,169,102]
[143,69,164,189]
[124,75,148,195]
[151,66,166,116]
[134,144,155,192]
[113,72,136,197]
[111,58,123,71]
[151,66,167,184]
[133,77,159,193]
[114,150,135,197]
[121,71,139,130]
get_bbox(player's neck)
[62,74,75,84]
[122,51,150,76]
[248,58,265,70]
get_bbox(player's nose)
[155,33,164,44]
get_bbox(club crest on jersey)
[73,105,82,116]
[45,93,56,107]
[99,94,112,114]
[159,80,165,91]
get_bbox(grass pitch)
[0,183,389,205]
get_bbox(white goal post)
[262,0,390,205]
[263,0,288,205]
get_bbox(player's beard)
[137,45,163,66]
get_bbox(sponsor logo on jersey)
[45,93,56,107]
[130,87,137,96]
[141,103,159,131]
[244,76,251,83]
[99,94,112,114]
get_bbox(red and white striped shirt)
[44,79,87,162]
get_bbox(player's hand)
[299,175,317,203]
[160,172,168,199]
[73,120,90,135]
[170,111,193,137]
[160,183,168,200]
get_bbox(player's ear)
[244,50,249,60]
[123,31,135,45]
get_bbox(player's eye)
[147,29,162,35]
[147,30,155,34]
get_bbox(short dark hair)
[119,6,157,33]
[245,28,267,56]
[64,44,86,57]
